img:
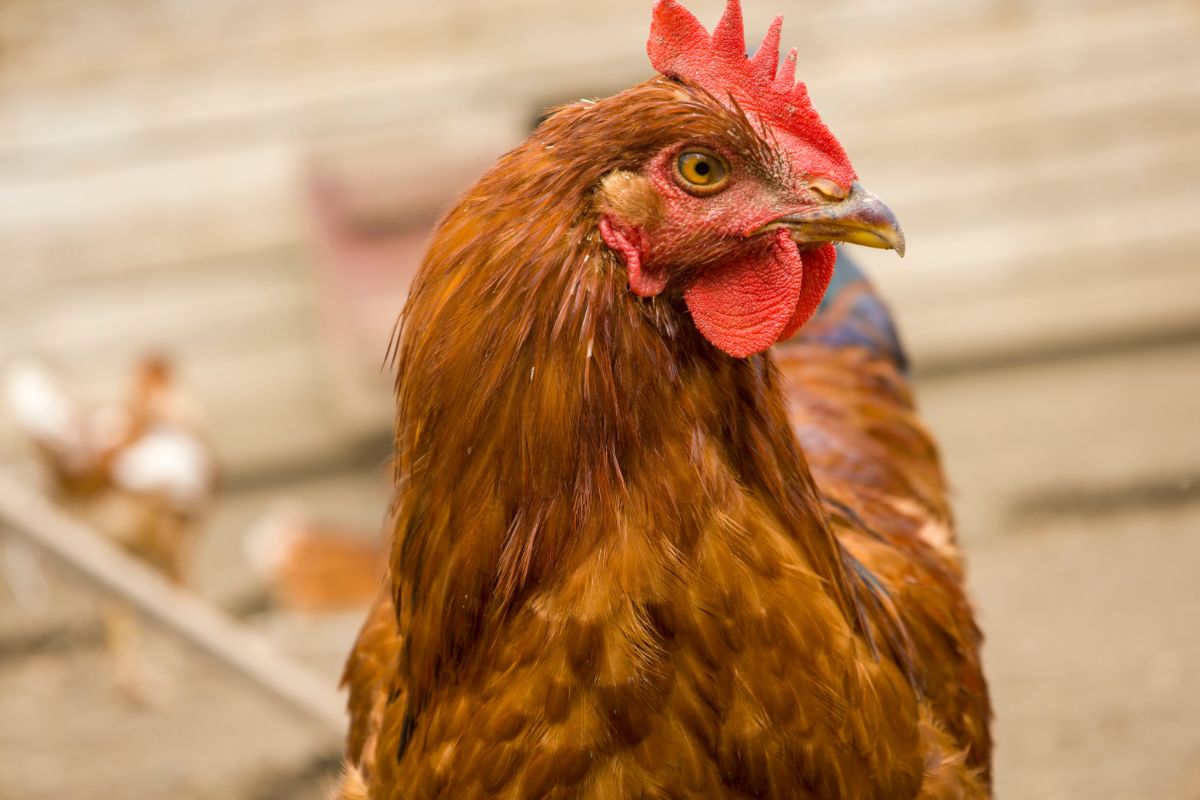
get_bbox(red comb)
[647,0,855,187]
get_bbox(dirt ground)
[1,339,1198,799]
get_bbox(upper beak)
[758,182,906,257]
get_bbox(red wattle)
[778,243,837,342]
[684,229,806,358]
[600,215,666,298]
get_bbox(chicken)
[6,354,215,579]
[334,1,991,797]
[245,504,383,614]
[5,354,216,701]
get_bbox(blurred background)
[1,0,1198,797]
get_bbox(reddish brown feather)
[334,78,991,799]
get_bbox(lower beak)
[763,182,906,257]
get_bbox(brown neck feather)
[387,80,875,708]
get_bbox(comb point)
[648,0,710,74]
[773,47,798,91]
[645,0,855,186]
[750,16,782,81]
[711,0,747,61]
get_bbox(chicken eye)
[675,150,729,194]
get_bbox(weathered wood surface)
[0,473,346,735]
[1,0,1198,476]
[2,3,1198,797]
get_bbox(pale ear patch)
[597,170,665,228]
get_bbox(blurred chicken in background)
[244,503,382,615]
[3,354,217,703]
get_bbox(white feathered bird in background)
[4,354,217,702]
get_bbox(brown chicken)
[246,504,384,614]
[5,354,215,581]
[335,1,991,797]
[5,353,216,701]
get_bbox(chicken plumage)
[335,1,991,796]
[245,505,384,614]
[5,353,216,703]
[5,354,214,581]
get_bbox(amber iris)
[676,149,729,192]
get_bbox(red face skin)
[600,136,847,359]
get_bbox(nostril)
[809,178,850,203]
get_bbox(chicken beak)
[766,182,906,257]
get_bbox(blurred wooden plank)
[3,61,1196,283]
[884,178,1199,283]
[9,117,1194,310]
[973,504,1200,800]
[812,0,1198,117]
[840,62,1200,155]
[858,206,1200,370]
[0,249,356,473]
[881,129,1199,213]
[919,340,1200,798]
[0,0,997,91]
[2,0,1164,92]
[919,340,1200,545]
[0,144,300,285]
[0,132,500,284]
[0,472,345,735]
[0,250,310,352]
[0,0,1196,478]
[2,0,1190,291]
[2,0,1189,177]
[896,241,1200,374]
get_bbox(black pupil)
[694,160,711,176]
